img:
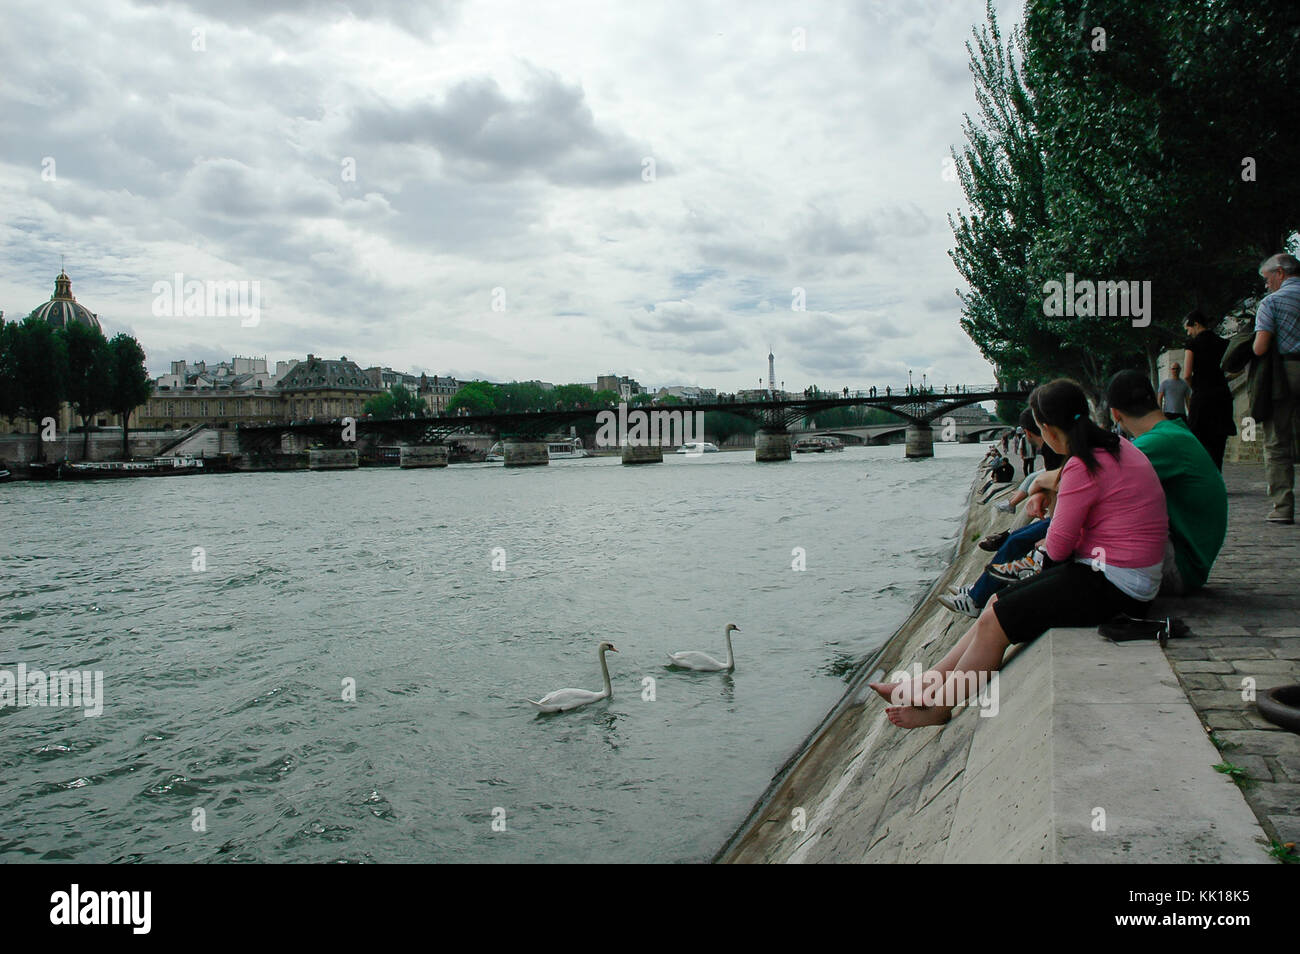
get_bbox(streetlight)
[908,369,913,393]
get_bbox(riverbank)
[717,460,1291,864]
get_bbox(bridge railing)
[727,384,1007,402]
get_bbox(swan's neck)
[723,630,734,669]
[599,650,613,696]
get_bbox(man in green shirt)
[1105,370,1228,592]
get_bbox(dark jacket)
[1222,326,1290,422]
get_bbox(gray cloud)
[0,0,1013,389]
[350,67,663,187]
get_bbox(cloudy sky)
[0,0,1019,390]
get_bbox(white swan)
[667,624,739,672]
[527,641,618,713]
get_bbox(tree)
[0,319,20,429]
[13,317,68,461]
[63,322,113,458]
[950,1,1300,403]
[553,384,598,408]
[447,380,497,415]
[364,385,425,419]
[949,4,1070,393]
[494,381,549,413]
[107,333,152,459]
[704,411,755,446]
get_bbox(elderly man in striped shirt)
[1254,253,1300,523]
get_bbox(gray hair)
[1260,253,1300,276]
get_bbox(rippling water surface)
[1,444,981,862]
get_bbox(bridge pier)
[905,423,934,459]
[504,440,549,467]
[755,428,792,462]
[621,444,663,465]
[309,448,359,470]
[400,445,449,468]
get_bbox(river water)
[0,443,981,863]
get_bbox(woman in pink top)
[871,379,1168,729]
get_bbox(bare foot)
[886,706,952,729]
[868,681,902,703]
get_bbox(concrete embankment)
[717,463,1273,864]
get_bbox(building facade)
[596,373,643,400]
[137,356,291,429]
[279,355,382,421]
[417,373,463,415]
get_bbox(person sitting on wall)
[941,410,1070,617]
[1105,370,1228,594]
[870,379,1167,729]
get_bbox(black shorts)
[991,560,1149,645]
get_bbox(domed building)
[0,269,112,441]
[28,270,103,333]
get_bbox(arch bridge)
[233,385,1029,465]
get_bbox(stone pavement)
[1159,462,1300,852]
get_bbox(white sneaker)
[946,583,973,597]
[938,592,980,618]
[995,500,1016,514]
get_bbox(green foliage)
[13,317,68,458]
[0,319,20,425]
[494,381,549,412]
[364,385,425,419]
[107,333,152,458]
[1266,840,1298,864]
[951,0,1300,400]
[447,380,497,414]
[809,404,901,429]
[996,399,1024,424]
[553,384,599,408]
[1212,761,1253,788]
[592,389,620,406]
[703,411,756,446]
[64,322,113,453]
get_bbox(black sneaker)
[978,530,1011,552]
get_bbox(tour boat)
[484,439,588,462]
[795,436,845,453]
[55,456,205,480]
[547,439,589,460]
[675,442,720,454]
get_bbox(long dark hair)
[1029,378,1119,474]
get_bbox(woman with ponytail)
[870,379,1168,729]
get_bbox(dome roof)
[29,271,102,333]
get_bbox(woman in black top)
[1182,310,1235,469]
